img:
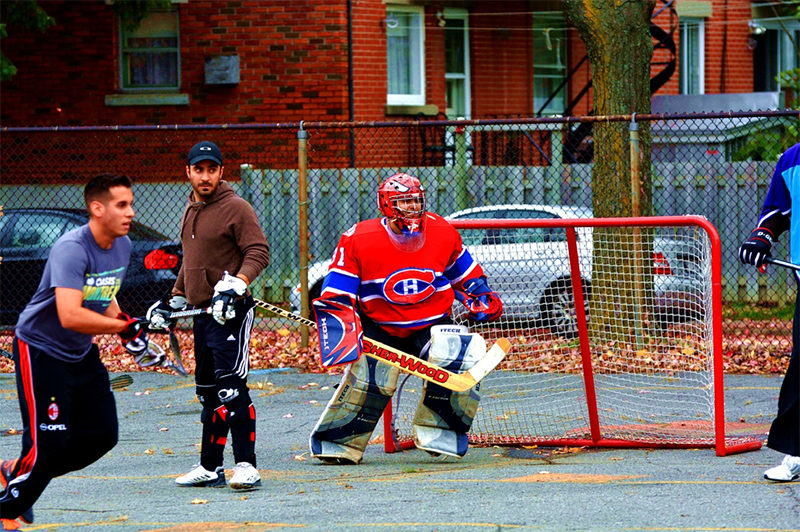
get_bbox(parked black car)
[0,208,182,326]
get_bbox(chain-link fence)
[1,110,798,360]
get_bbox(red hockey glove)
[455,277,503,323]
[118,312,150,361]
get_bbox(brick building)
[1,0,790,129]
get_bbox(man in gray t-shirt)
[0,175,143,529]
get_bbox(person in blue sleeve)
[739,143,800,482]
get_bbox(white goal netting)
[385,217,762,455]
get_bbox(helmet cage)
[377,174,427,236]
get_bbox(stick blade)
[168,329,189,377]
[466,338,511,383]
[110,374,133,391]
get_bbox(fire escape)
[540,0,677,163]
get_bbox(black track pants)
[0,339,118,519]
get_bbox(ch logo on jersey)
[383,268,437,305]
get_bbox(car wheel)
[541,279,590,339]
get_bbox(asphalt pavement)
[0,369,798,532]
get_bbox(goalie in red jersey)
[309,172,503,464]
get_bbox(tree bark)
[563,0,656,345]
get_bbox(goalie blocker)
[312,295,362,367]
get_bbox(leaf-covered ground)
[0,318,792,376]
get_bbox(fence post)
[630,113,645,350]
[454,123,470,210]
[241,163,267,300]
[298,121,310,348]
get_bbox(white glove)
[146,295,187,330]
[212,272,247,325]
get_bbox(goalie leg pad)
[413,326,484,458]
[310,355,399,464]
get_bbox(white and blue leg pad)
[309,354,399,464]
[413,325,485,458]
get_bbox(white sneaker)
[229,462,261,490]
[763,455,800,482]
[175,464,226,487]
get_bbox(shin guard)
[413,325,484,458]
[310,355,399,464]
[199,397,229,470]
[216,375,256,467]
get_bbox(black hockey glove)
[738,227,773,267]
[146,294,187,330]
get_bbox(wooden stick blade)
[466,338,511,384]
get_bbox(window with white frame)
[533,12,567,116]
[752,18,800,92]
[386,5,425,106]
[680,18,704,95]
[444,9,470,119]
[120,9,179,90]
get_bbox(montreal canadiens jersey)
[320,213,484,337]
[760,143,800,262]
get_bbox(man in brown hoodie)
[147,140,269,490]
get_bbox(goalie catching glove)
[146,294,187,330]
[212,271,247,325]
[312,294,363,367]
[455,276,503,322]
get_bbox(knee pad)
[216,375,251,410]
[198,389,222,424]
[310,355,399,464]
[413,325,484,458]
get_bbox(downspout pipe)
[348,0,355,167]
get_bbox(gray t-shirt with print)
[15,224,132,362]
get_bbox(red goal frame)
[383,215,762,457]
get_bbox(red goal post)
[383,215,762,457]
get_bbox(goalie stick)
[1,348,133,390]
[251,298,511,392]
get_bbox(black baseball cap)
[187,140,223,166]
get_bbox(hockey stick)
[137,307,212,378]
[763,257,800,272]
[251,298,511,392]
[1,348,133,391]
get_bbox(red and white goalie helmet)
[377,173,427,237]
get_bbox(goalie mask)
[378,173,427,251]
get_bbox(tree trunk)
[563,0,656,345]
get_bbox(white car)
[290,204,704,337]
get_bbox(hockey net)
[383,215,762,456]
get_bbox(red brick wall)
[0,0,762,130]
[1,1,351,127]
[651,0,754,97]
[470,1,534,118]
[705,0,753,94]
[350,0,387,120]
